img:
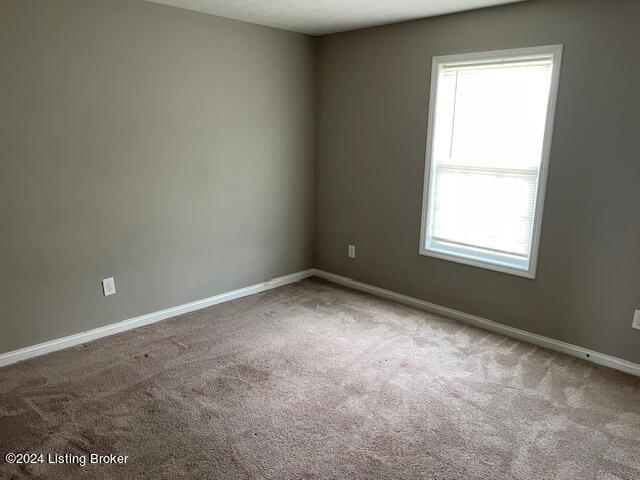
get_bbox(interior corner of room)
[2,0,639,404]
[1,0,639,478]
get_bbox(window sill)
[419,242,536,279]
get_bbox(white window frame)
[419,45,563,279]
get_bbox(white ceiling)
[147,0,526,35]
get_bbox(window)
[419,45,562,278]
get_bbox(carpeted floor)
[1,278,639,480]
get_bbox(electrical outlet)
[633,309,640,330]
[347,244,356,259]
[102,277,116,296]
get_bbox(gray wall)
[2,0,638,366]
[0,0,315,354]
[316,0,640,363]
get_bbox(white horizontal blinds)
[428,56,553,262]
[432,164,538,258]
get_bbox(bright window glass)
[421,47,562,277]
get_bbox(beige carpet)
[1,278,639,479]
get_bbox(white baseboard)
[0,269,315,369]
[3,267,638,377]
[312,269,640,377]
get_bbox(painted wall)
[315,0,640,363]
[0,0,315,354]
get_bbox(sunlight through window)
[420,46,562,277]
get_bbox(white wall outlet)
[633,309,640,330]
[102,277,116,296]
[348,244,356,259]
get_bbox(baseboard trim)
[0,269,315,369]
[312,269,640,377]
[4,268,637,377]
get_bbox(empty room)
[1,0,639,478]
